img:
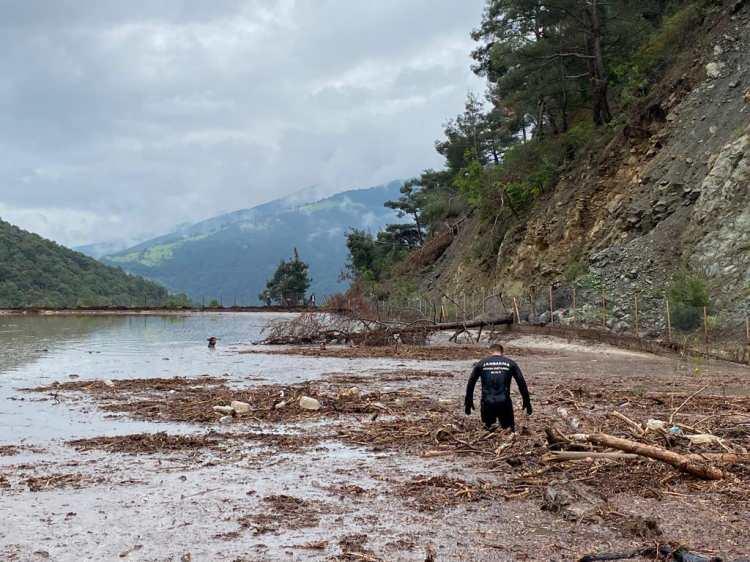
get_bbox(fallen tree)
[258,312,513,346]
[579,543,740,562]
[543,450,748,464]
[566,432,726,480]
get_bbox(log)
[569,432,725,480]
[543,451,748,464]
[543,451,640,462]
[404,314,513,334]
[579,544,730,562]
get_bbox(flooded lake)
[0,312,464,442]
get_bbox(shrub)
[668,270,710,331]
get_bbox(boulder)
[299,396,321,411]
[213,405,234,415]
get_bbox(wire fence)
[357,284,750,364]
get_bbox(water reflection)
[0,312,468,443]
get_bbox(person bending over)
[464,343,532,431]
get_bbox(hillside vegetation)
[0,219,173,308]
[348,0,750,320]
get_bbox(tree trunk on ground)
[570,432,725,480]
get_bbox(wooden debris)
[568,432,726,480]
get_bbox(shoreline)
[0,306,311,316]
[2,335,748,560]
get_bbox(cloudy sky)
[0,0,486,248]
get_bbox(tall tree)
[259,248,311,306]
[384,181,426,245]
[472,0,660,131]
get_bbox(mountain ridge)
[103,181,405,303]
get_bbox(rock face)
[690,130,750,288]
[420,3,750,318]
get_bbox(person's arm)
[512,362,532,415]
[464,362,481,415]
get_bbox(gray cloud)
[0,0,485,246]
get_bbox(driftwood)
[568,432,725,480]
[543,450,748,464]
[579,544,737,562]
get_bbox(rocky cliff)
[416,3,749,323]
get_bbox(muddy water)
[2,318,749,560]
[0,313,468,442]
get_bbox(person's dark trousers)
[480,400,515,431]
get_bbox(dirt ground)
[1,335,749,561]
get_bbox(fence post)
[513,297,520,324]
[634,294,639,339]
[529,291,535,321]
[703,305,709,344]
[549,286,554,325]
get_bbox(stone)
[274,400,287,410]
[219,415,233,424]
[338,387,361,399]
[213,405,234,415]
[230,401,251,414]
[613,321,630,334]
[103,379,115,387]
[713,45,723,56]
[299,396,321,410]
[646,419,666,431]
[705,62,722,79]
[728,80,740,89]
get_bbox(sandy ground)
[1,334,749,561]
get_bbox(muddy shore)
[1,335,749,561]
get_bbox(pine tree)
[259,248,311,306]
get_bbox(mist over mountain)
[102,181,404,304]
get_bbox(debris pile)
[258,311,512,346]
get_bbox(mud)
[2,335,749,560]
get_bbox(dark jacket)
[465,354,531,410]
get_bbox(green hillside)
[0,219,171,308]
